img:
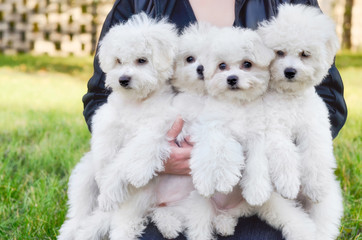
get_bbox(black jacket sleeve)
[82,0,156,131]
[315,63,347,138]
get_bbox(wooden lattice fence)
[0,0,361,55]
[0,0,113,56]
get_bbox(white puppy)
[258,4,343,239]
[151,23,213,239]
[190,26,274,206]
[58,13,179,240]
[152,23,238,240]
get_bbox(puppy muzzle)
[227,75,239,90]
[119,75,132,88]
[284,68,297,81]
[197,65,204,80]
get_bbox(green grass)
[334,51,362,240]
[0,56,91,239]
[0,53,361,239]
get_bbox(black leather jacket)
[83,0,347,138]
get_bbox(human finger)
[169,146,192,160]
[167,116,184,141]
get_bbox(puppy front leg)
[190,123,244,197]
[297,121,336,203]
[123,127,170,188]
[240,136,272,206]
[266,129,301,199]
[97,157,130,211]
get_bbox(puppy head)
[98,12,178,100]
[171,23,217,96]
[257,4,340,93]
[206,27,274,103]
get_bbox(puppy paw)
[156,218,183,239]
[191,169,216,197]
[213,214,238,236]
[301,180,326,203]
[152,208,183,239]
[127,172,153,188]
[125,153,164,188]
[273,173,300,200]
[242,177,272,206]
[214,165,242,194]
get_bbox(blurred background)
[0,0,360,239]
[0,0,360,55]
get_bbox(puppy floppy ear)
[146,19,178,79]
[246,29,275,67]
[253,36,275,67]
[97,25,122,73]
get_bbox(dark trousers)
[140,215,284,240]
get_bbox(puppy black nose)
[119,75,131,87]
[284,68,297,79]
[227,75,238,86]
[196,65,204,75]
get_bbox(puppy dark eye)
[276,50,285,57]
[137,58,148,64]
[116,58,122,64]
[186,56,195,63]
[219,63,227,70]
[242,61,252,69]
[301,51,310,58]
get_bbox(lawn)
[0,53,361,239]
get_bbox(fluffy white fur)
[184,21,329,240]
[58,13,179,240]
[59,5,344,240]
[151,23,215,240]
[258,4,343,239]
[152,23,245,240]
[190,26,274,206]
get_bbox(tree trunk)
[342,0,354,49]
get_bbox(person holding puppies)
[82,0,347,239]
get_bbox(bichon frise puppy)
[258,4,343,240]
[152,22,215,239]
[190,26,274,206]
[152,23,242,240]
[58,13,179,240]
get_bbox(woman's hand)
[163,116,192,175]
